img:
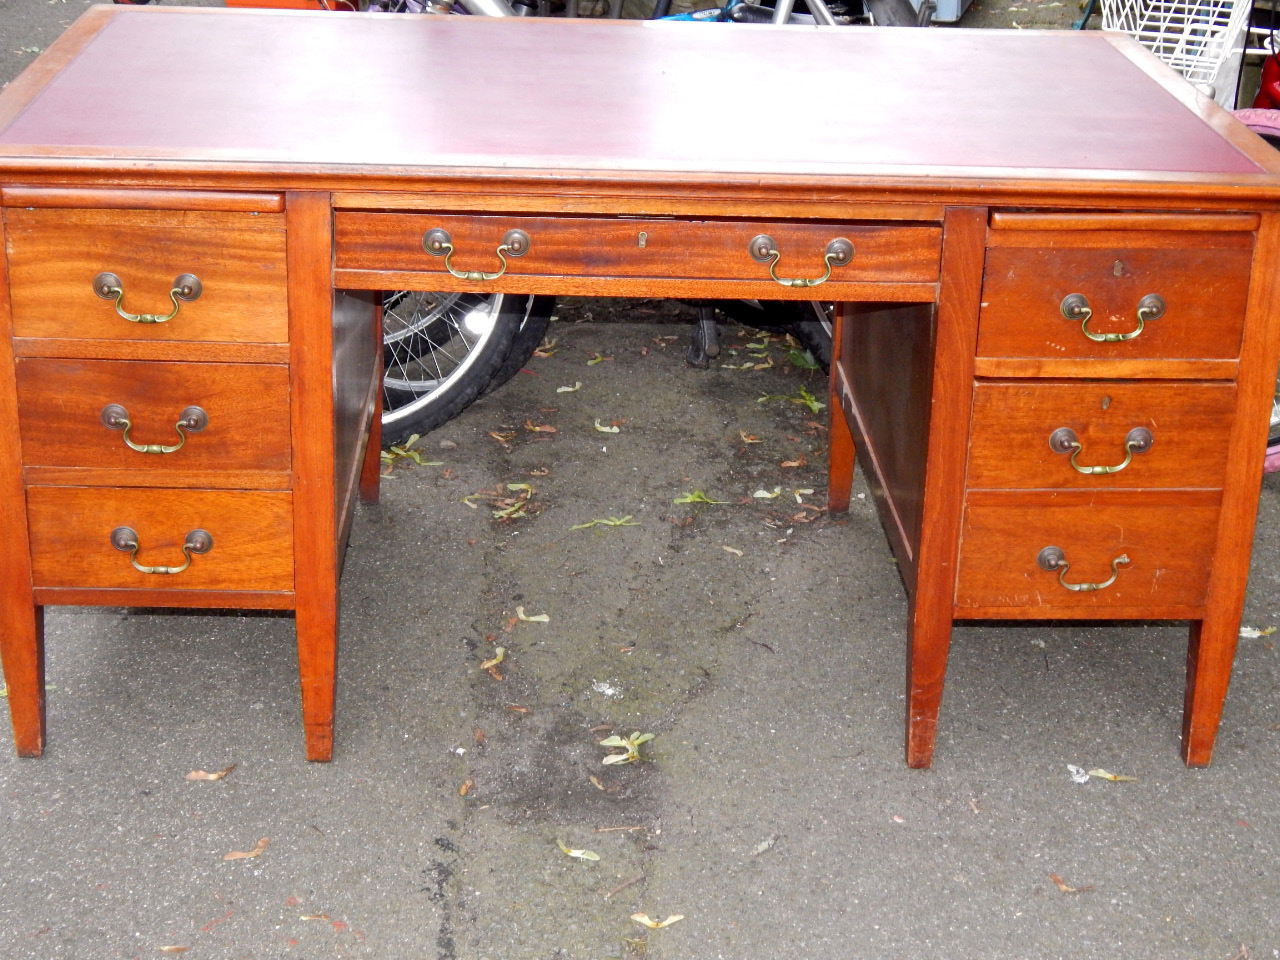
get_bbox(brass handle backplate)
[1061,292,1165,343]
[1048,426,1153,475]
[100,403,208,454]
[109,526,213,575]
[422,227,529,282]
[748,235,853,288]
[93,271,202,324]
[1037,545,1130,592]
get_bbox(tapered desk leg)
[827,304,855,514]
[1180,211,1280,766]
[828,389,855,514]
[0,606,44,757]
[904,207,986,768]
[359,303,383,506]
[1182,619,1239,766]
[288,191,339,762]
[0,225,44,757]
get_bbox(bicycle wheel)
[381,290,527,444]
[483,295,556,392]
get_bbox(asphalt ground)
[1,2,1278,959]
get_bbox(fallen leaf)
[722,546,743,556]
[529,467,550,476]
[515,606,550,623]
[525,420,557,433]
[505,705,530,713]
[780,456,806,468]
[186,764,237,782]
[557,382,583,393]
[751,835,779,856]
[673,490,728,505]
[589,775,605,791]
[556,837,601,861]
[158,948,190,955]
[586,353,613,365]
[594,419,621,434]
[631,913,685,929]
[600,731,654,764]
[753,487,783,499]
[299,914,332,921]
[571,516,639,530]
[224,837,270,861]
[459,778,474,797]
[473,728,485,746]
[480,647,505,670]
[1049,872,1094,893]
[739,431,762,443]
[1087,769,1137,782]
[533,338,558,357]
[1239,625,1277,638]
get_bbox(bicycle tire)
[484,295,556,393]
[380,291,524,445]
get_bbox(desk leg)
[288,191,339,762]
[359,301,383,506]
[0,606,44,757]
[905,207,986,769]
[1181,213,1280,766]
[827,304,854,514]
[0,232,45,757]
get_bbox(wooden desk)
[2,6,1279,766]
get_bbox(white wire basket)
[1102,0,1253,85]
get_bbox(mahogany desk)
[2,6,1279,766]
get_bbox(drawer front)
[26,487,293,593]
[4,207,288,343]
[976,233,1253,362]
[956,498,1218,610]
[335,212,943,285]
[15,358,291,479]
[967,380,1236,490]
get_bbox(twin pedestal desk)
[2,6,1280,766]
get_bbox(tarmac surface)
[1,2,1279,959]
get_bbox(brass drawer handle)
[1037,545,1129,592]
[749,235,853,288]
[1048,426,1153,475]
[109,526,213,575]
[93,271,202,324]
[100,403,208,454]
[422,227,529,282]
[1060,292,1165,343]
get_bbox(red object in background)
[1254,55,1280,108]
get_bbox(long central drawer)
[334,212,942,292]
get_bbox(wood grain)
[0,213,45,757]
[5,207,288,344]
[15,358,291,481]
[26,486,294,592]
[826,304,854,514]
[1,188,283,212]
[336,213,943,285]
[905,206,987,769]
[977,237,1253,364]
[286,191,340,763]
[955,497,1220,610]
[1182,211,1280,765]
[966,380,1236,490]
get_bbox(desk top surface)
[0,5,1277,196]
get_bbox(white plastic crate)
[1102,0,1253,85]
